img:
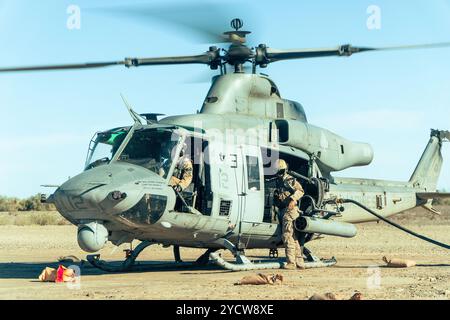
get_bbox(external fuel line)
[339,198,450,250]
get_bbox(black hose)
[340,198,450,250]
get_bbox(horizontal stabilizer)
[416,192,450,200]
[435,130,450,142]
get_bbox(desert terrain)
[0,206,449,300]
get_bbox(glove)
[173,185,182,193]
[288,199,297,210]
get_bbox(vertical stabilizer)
[409,130,449,191]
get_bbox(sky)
[0,0,449,198]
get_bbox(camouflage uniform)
[274,172,305,268]
[169,156,193,191]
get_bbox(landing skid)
[210,252,336,271]
[87,240,154,272]
[209,239,336,271]
[86,239,336,272]
[86,242,216,272]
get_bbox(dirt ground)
[0,206,449,300]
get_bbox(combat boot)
[283,263,297,270]
[296,258,306,270]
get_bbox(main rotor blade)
[261,42,450,63]
[128,53,215,66]
[0,61,125,73]
[0,52,218,73]
[90,1,244,44]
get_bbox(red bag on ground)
[39,265,75,283]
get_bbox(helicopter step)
[209,238,336,271]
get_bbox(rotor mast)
[222,18,253,74]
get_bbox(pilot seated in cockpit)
[169,143,193,193]
[159,142,193,193]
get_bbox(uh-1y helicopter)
[2,17,450,272]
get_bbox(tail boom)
[328,129,448,222]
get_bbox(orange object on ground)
[39,265,75,283]
[309,291,362,300]
[38,267,57,282]
[383,256,416,268]
[234,273,284,285]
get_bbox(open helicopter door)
[239,145,265,227]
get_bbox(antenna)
[120,93,145,124]
[231,18,243,31]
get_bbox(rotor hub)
[223,18,251,44]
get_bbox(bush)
[28,212,68,226]
[0,211,69,226]
[431,189,450,206]
[0,196,22,212]
[0,194,67,225]
[433,198,450,206]
[0,194,56,212]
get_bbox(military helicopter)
[2,14,450,272]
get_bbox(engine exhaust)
[296,216,357,238]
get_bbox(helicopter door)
[242,146,264,223]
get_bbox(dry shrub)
[0,194,56,212]
[0,211,69,226]
[433,198,450,206]
[0,214,14,225]
[431,189,450,206]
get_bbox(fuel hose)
[339,198,450,250]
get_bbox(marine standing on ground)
[273,159,306,270]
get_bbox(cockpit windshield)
[85,127,129,170]
[116,128,181,178]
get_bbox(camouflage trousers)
[281,207,304,266]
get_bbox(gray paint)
[49,74,448,252]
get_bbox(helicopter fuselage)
[51,73,442,253]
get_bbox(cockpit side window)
[85,127,129,170]
[246,155,261,191]
[117,129,181,178]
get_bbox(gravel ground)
[0,206,449,300]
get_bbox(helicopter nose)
[52,162,168,221]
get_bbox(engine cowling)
[273,120,374,172]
